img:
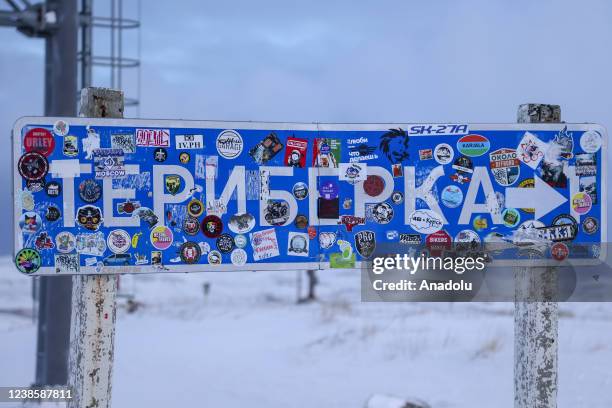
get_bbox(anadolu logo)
[457,134,490,157]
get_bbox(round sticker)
[292,182,309,200]
[216,234,235,253]
[53,120,69,136]
[455,229,481,251]
[18,152,49,181]
[26,179,46,193]
[582,217,598,234]
[180,241,201,264]
[187,199,204,217]
[571,192,592,214]
[150,226,173,250]
[107,229,131,254]
[580,130,602,153]
[441,185,463,208]
[473,215,488,231]
[230,248,247,266]
[294,214,308,229]
[15,248,42,274]
[391,191,404,205]
[552,214,578,239]
[319,181,338,200]
[208,250,222,265]
[234,234,248,248]
[78,179,102,203]
[55,231,76,253]
[551,242,569,261]
[202,215,223,238]
[179,152,190,164]
[363,175,385,197]
[457,134,490,157]
[228,213,255,234]
[216,130,243,159]
[153,147,167,162]
[434,143,454,165]
[372,202,393,224]
[183,216,200,235]
[45,181,61,198]
[502,208,520,228]
[45,205,61,222]
[24,128,55,157]
[19,211,42,234]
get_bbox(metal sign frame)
[13,117,607,274]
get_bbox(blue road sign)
[12,118,606,275]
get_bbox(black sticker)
[78,179,102,203]
[46,181,61,197]
[216,233,235,253]
[154,147,167,162]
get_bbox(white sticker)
[53,120,69,136]
[517,132,547,169]
[580,130,603,153]
[339,163,367,183]
[176,134,204,150]
[434,143,454,165]
[250,228,280,261]
[287,232,309,257]
[230,248,247,266]
[408,209,444,234]
[216,130,243,159]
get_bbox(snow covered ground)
[1,256,612,407]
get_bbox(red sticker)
[426,230,451,256]
[551,242,569,261]
[24,128,55,157]
[363,175,385,197]
[307,226,317,240]
[338,215,365,232]
[201,215,223,238]
[284,137,308,168]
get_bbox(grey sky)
[1,0,611,253]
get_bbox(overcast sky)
[1,0,611,253]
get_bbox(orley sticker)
[24,128,55,157]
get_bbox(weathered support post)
[514,103,560,408]
[67,88,123,408]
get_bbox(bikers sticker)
[426,230,451,256]
[489,148,520,186]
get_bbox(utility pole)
[67,87,122,408]
[36,0,78,387]
[514,103,561,408]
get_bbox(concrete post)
[67,88,123,408]
[514,103,560,408]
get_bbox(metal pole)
[80,0,92,88]
[67,87,123,408]
[35,0,78,387]
[514,103,561,408]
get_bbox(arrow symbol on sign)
[505,176,567,220]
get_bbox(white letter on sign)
[205,165,246,215]
[458,166,503,224]
[153,165,194,226]
[354,166,393,218]
[259,166,297,226]
[103,164,140,227]
[404,165,448,224]
[53,161,92,227]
